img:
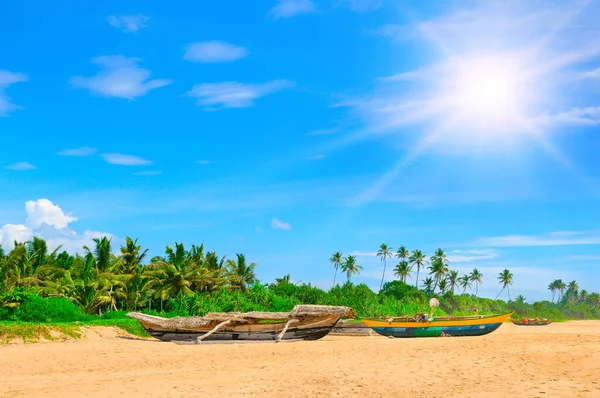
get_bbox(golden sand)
[1,321,599,397]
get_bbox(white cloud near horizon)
[184,41,248,63]
[107,15,149,33]
[472,231,600,247]
[101,153,152,166]
[271,217,291,230]
[58,146,98,157]
[0,199,115,253]
[269,0,316,19]
[4,162,36,171]
[0,70,28,116]
[70,56,171,100]
[187,80,293,110]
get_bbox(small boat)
[362,299,512,338]
[127,304,354,343]
[510,317,552,326]
[362,310,512,338]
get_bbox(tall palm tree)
[377,243,393,290]
[394,260,412,283]
[495,269,513,300]
[329,251,344,288]
[447,270,459,293]
[409,250,428,288]
[396,246,410,262]
[555,279,567,301]
[469,268,483,297]
[548,280,558,302]
[341,255,362,282]
[459,274,472,294]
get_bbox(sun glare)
[442,56,532,133]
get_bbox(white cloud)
[196,160,213,165]
[269,0,316,19]
[308,154,327,160]
[24,198,77,229]
[186,80,293,110]
[4,162,36,171]
[101,153,152,166]
[0,199,114,254]
[184,41,248,63]
[271,217,291,230]
[447,249,498,263]
[537,107,600,126]
[472,231,600,247]
[107,15,149,33]
[70,56,171,100]
[337,0,382,12]
[58,146,98,157]
[0,70,28,116]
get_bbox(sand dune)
[1,321,599,397]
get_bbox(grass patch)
[0,318,149,344]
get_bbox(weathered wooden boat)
[127,305,355,343]
[510,318,552,326]
[362,312,513,338]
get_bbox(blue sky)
[1,0,600,301]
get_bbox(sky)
[1,0,600,302]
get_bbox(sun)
[439,55,534,134]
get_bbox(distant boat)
[127,305,354,343]
[510,317,552,326]
[362,311,513,338]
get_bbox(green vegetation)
[1,237,599,343]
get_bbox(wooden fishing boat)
[510,317,552,326]
[362,312,513,338]
[331,319,375,336]
[127,305,355,343]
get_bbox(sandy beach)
[1,321,599,398]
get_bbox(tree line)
[330,244,511,299]
[0,236,257,314]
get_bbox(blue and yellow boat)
[362,312,512,338]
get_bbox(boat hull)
[362,313,512,338]
[370,323,502,338]
[137,316,342,342]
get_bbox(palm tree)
[226,253,257,291]
[396,246,410,262]
[394,260,412,283]
[329,251,344,288]
[422,277,434,294]
[438,279,448,294]
[409,250,428,288]
[429,248,449,291]
[469,269,483,297]
[495,269,513,300]
[341,255,362,282]
[377,243,393,290]
[459,274,472,294]
[446,270,459,293]
[548,280,558,302]
[555,279,567,301]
